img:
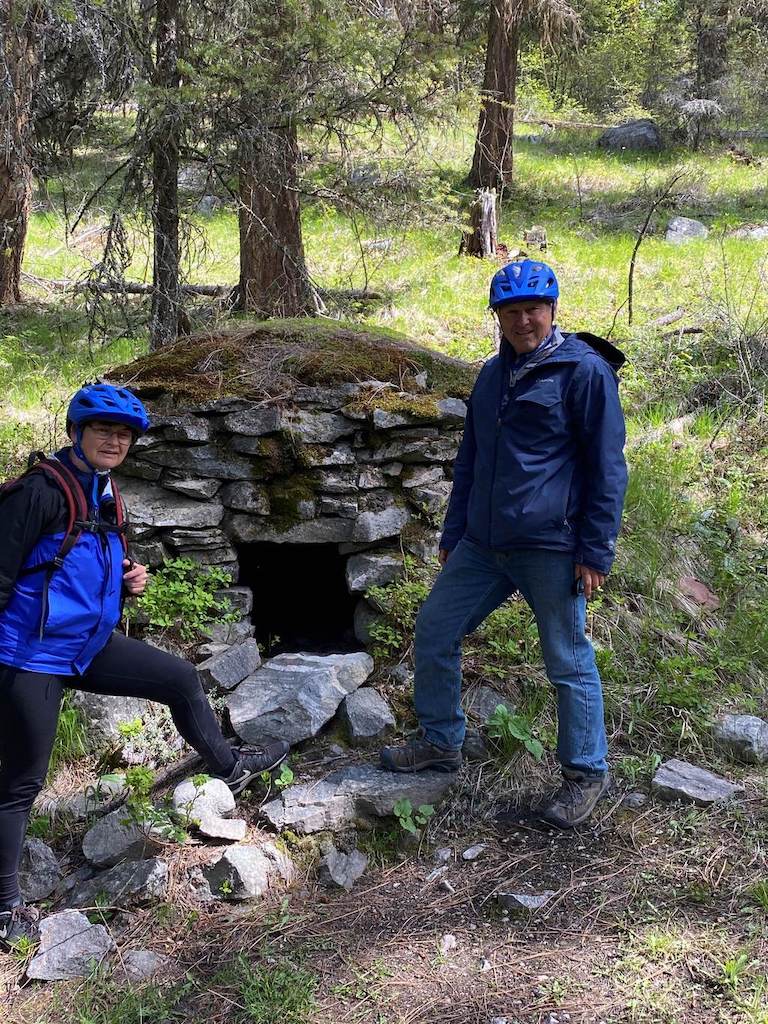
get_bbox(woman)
[0,383,288,948]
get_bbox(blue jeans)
[414,538,608,775]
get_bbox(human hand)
[123,559,149,596]
[574,564,605,600]
[438,548,450,567]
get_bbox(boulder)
[299,444,356,467]
[462,728,491,763]
[69,691,147,746]
[203,620,255,644]
[69,858,169,909]
[318,845,368,891]
[26,910,115,981]
[172,776,247,840]
[159,414,212,443]
[226,652,374,746]
[117,478,225,528]
[261,763,456,834]
[316,468,358,493]
[82,807,162,868]
[197,639,262,692]
[713,714,768,765]
[222,406,282,435]
[597,119,662,151]
[651,758,744,806]
[666,216,709,244]
[19,839,62,902]
[203,842,294,900]
[341,688,395,741]
[345,552,403,593]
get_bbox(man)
[380,259,627,828]
[0,383,289,948]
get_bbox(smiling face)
[496,299,555,355]
[69,419,134,472]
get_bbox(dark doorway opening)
[237,542,360,657]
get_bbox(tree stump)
[459,189,498,258]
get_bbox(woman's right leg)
[0,666,63,908]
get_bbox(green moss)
[346,388,441,420]
[109,319,477,402]
[267,474,318,531]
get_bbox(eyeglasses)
[86,423,134,444]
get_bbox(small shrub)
[393,798,434,836]
[486,704,544,761]
[49,692,88,776]
[126,557,237,642]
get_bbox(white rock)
[651,758,744,806]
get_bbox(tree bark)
[469,0,520,190]
[0,1,45,306]
[149,0,183,349]
[459,188,498,258]
[235,120,317,318]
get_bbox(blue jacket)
[440,330,628,574]
[0,451,126,674]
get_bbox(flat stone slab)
[227,652,373,746]
[651,758,744,806]
[345,552,403,593]
[713,714,768,765]
[261,763,456,834]
[117,478,225,528]
[27,910,115,981]
[197,638,262,691]
[69,857,169,909]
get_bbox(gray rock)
[129,537,167,568]
[203,842,294,900]
[361,434,460,465]
[215,586,253,617]
[651,758,744,806]
[119,949,172,982]
[69,691,147,746]
[261,763,456,834]
[713,714,768,765]
[27,910,115,981]
[160,415,212,443]
[195,194,221,216]
[19,839,62,902]
[345,552,403,593]
[222,406,282,435]
[597,118,662,151]
[203,620,255,644]
[436,398,468,424]
[198,638,262,692]
[299,443,356,467]
[116,460,163,481]
[352,505,409,542]
[69,858,169,909]
[729,223,768,241]
[462,843,486,862]
[315,469,357,493]
[318,845,368,890]
[196,642,230,661]
[161,476,221,501]
[37,774,127,823]
[464,685,514,725]
[286,410,356,443]
[230,514,354,545]
[320,496,358,517]
[220,481,271,514]
[462,729,491,763]
[401,465,444,489]
[341,688,395,741]
[372,408,415,429]
[119,478,224,528]
[293,383,364,407]
[164,527,230,550]
[172,775,247,841]
[227,652,373,746]
[666,216,709,244]
[357,467,388,489]
[136,444,253,480]
[434,847,453,864]
[621,791,648,810]
[408,481,452,514]
[353,599,382,645]
[82,807,161,868]
[497,889,555,913]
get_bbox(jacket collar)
[500,329,626,374]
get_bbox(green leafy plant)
[721,951,757,994]
[122,766,188,843]
[117,717,144,740]
[486,704,544,761]
[126,557,238,641]
[393,798,434,836]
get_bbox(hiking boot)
[538,771,611,829]
[380,729,462,774]
[0,902,39,951]
[219,741,291,796]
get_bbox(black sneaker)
[380,729,462,774]
[538,771,611,829]
[0,902,39,951]
[219,741,291,796]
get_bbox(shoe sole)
[380,753,461,774]
[229,750,289,796]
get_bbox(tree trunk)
[235,121,317,318]
[149,0,183,350]
[694,0,730,99]
[0,1,45,306]
[459,188,498,258]
[469,0,520,190]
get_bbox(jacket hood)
[500,330,627,373]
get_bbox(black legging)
[0,632,237,906]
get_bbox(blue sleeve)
[439,392,477,551]
[567,358,628,575]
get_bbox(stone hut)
[111,321,476,655]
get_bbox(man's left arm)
[568,359,628,580]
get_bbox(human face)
[496,300,555,355]
[70,419,133,471]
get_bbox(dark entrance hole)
[237,543,361,657]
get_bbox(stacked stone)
[116,382,467,638]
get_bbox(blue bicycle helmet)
[489,259,559,310]
[67,383,149,435]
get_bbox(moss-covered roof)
[110,319,478,402]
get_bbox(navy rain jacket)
[440,330,628,575]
